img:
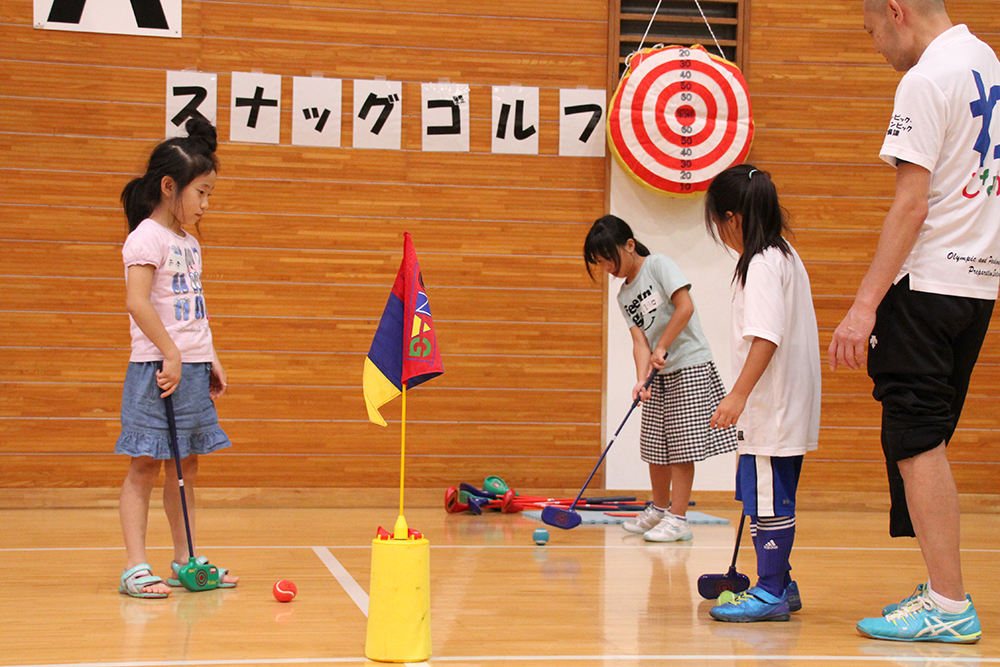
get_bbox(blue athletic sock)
[753,515,795,598]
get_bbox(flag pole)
[400,383,407,516]
[392,382,409,540]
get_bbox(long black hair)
[705,164,791,287]
[583,215,650,280]
[120,117,219,233]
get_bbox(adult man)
[829,0,999,644]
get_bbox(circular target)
[608,45,754,196]
[196,569,208,587]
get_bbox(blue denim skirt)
[115,362,231,459]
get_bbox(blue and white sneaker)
[857,596,981,643]
[882,583,927,616]
[786,580,801,612]
[710,585,790,623]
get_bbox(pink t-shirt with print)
[122,218,214,362]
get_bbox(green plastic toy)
[483,475,511,495]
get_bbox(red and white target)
[608,45,754,196]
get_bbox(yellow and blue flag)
[363,233,444,426]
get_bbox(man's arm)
[828,161,931,370]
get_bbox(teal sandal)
[167,556,237,588]
[119,563,170,599]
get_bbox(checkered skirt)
[639,361,737,465]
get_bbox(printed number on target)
[607,45,754,196]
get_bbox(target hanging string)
[693,0,726,60]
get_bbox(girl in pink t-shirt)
[116,118,238,598]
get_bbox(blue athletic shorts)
[735,454,803,517]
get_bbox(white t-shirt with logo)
[880,24,1000,300]
[730,245,820,456]
[616,254,714,373]
[122,219,214,362]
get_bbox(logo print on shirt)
[970,69,1000,168]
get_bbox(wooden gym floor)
[1,504,998,667]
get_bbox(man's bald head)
[864,0,947,16]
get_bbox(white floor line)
[2,654,997,667]
[311,546,369,617]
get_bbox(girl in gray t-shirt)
[584,215,737,543]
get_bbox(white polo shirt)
[881,24,1000,300]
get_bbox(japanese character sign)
[165,71,217,139]
[353,80,403,150]
[492,86,539,155]
[421,83,470,152]
[559,88,606,157]
[230,72,281,144]
[292,76,342,148]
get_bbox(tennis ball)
[717,590,736,605]
[532,528,549,545]
[273,579,297,603]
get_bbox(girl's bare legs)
[163,454,238,585]
[119,456,171,595]
[649,463,672,509]
[668,462,695,518]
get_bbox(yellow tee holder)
[365,387,432,662]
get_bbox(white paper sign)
[421,83,470,153]
[230,72,282,144]
[492,86,539,155]
[34,0,181,37]
[165,71,217,139]
[292,77,342,148]
[353,80,402,150]
[559,89,607,157]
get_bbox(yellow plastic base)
[364,530,431,662]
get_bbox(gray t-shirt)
[616,254,714,372]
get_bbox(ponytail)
[705,164,790,287]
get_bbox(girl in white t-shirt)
[705,164,821,623]
[584,215,736,543]
[115,118,238,598]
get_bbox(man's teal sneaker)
[857,597,981,643]
[710,585,791,623]
[881,582,927,616]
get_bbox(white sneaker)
[643,515,693,542]
[623,505,665,534]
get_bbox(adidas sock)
[928,586,968,613]
[753,515,795,598]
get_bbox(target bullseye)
[608,44,754,196]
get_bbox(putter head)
[445,486,469,514]
[696,569,751,600]
[541,505,582,530]
[466,496,489,515]
[483,475,509,495]
[500,489,520,514]
[178,557,220,591]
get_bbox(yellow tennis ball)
[717,590,736,605]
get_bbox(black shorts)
[868,275,993,536]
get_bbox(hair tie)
[748,169,758,180]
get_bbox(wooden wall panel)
[0,0,610,491]
[747,0,1000,499]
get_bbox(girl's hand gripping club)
[542,367,660,530]
[164,393,219,591]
